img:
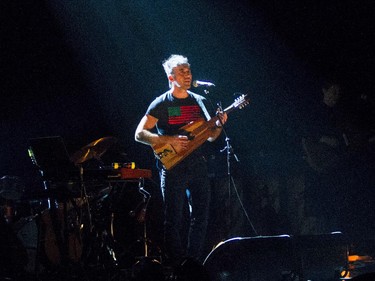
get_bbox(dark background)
[1,0,375,239]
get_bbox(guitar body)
[152,94,250,170]
[152,119,217,170]
[41,202,83,266]
[302,137,341,174]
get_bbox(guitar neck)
[208,103,237,126]
[223,103,238,115]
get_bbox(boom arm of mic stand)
[216,101,239,163]
[220,137,240,162]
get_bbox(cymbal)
[70,136,118,164]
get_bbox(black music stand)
[29,136,77,182]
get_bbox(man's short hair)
[162,54,190,88]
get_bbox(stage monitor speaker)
[295,232,349,281]
[203,235,300,281]
[351,272,375,281]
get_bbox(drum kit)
[0,137,160,280]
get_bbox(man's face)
[170,64,192,89]
[323,84,341,107]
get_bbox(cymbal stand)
[78,165,93,232]
[137,178,151,257]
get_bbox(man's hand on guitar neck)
[215,109,228,128]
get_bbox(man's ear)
[168,75,174,83]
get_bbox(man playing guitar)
[134,54,227,264]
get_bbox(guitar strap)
[192,93,211,121]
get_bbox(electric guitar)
[152,94,250,170]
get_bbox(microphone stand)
[216,100,258,238]
[216,102,236,237]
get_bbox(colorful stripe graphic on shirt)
[168,105,202,124]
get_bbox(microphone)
[192,80,216,87]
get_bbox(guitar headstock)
[222,94,250,113]
[234,94,250,109]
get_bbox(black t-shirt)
[146,90,212,136]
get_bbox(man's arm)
[134,114,189,152]
[134,114,161,146]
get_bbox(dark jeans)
[160,155,211,263]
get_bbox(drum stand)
[85,176,153,273]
